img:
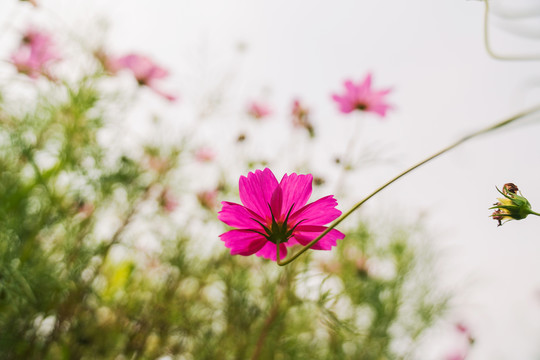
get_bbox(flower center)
[355,103,367,111]
[249,203,305,245]
[264,216,295,244]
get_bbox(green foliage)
[0,43,445,360]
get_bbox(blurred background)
[1,0,540,359]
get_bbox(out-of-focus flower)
[105,53,177,102]
[218,168,344,261]
[194,147,216,163]
[75,200,94,220]
[455,322,475,345]
[144,153,170,174]
[291,99,315,137]
[246,101,272,119]
[445,351,467,360]
[490,182,540,226]
[443,323,474,360]
[160,188,178,213]
[197,189,218,211]
[332,73,392,117]
[10,27,60,80]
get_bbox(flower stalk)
[277,104,540,265]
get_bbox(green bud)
[489,183,539,226]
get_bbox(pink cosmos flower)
[247,101,272,119]
[11,27,60,79]
[332,73,392,117]
[106,53,177,102]
[218,168,345,261]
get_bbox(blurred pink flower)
[218,168,344,261]
[332,73,392,117]
[194,147,216,162]
[455,322,475,344]
[445,353,466,360]
[106,53,177,102]
[197,189,218,211]
[10,27,60,79]
[160,188,178,213]
[247,101,272,119]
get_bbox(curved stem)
[277,104,540,266]
[483,0,540,61]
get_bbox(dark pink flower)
[10,27,60,79]
[106,53,177,102]
[218,168,345,261]
[247,101,272,119]
[332,73,392,117]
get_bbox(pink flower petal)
[279,173,313,216]
[332,73,392,117]
[218,201,264,229]
[255,241,288,261]
[220,230,267,256]
[239,168,278,220]
[290,195,341,226]
[293,225,345,250]
[270,185,283,220]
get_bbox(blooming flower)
[218,168,345,261]
[105,53,177,102]
[332,73,392,117]
[10,27,60,79]
[490,183,540,226]
[246,101,272,119]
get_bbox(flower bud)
[490,183,538,226]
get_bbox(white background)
[2,0,540,358]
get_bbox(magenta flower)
[332,73,392,117]
[246,101,272,119]
[218,168,345,261]
[106,53,177,102]
[10,27,60,80]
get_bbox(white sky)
[3,0,540,358]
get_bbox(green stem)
[277,104,540,266]
[528,210,540,217]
